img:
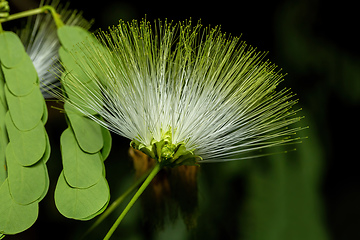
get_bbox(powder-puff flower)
[55,19,303,167]
[17,0,92,97]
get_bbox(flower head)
[56,19,303,166]
[17,0,92,97]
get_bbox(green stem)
[103,163,162,240]
[0,7,43,23]
[83,167,154,237]
[42,5,64,28]
[0,5,64,28]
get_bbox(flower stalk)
[83,167,154,237]
[103,163,162,240]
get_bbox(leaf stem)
[0,7,44,23]
[103,163,162,240]
[83,167,154,237]
[42,5,64,28]
[0,5,64,28]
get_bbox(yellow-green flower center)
[130,131,201,167]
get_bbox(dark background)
[4,0,360,239]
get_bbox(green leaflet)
[61,128,103,188]
[0,32,27,68]
[65,103,103,153]
[37,164,50,203]
[6,143,47,205]
[100,122,112,161]
[41,132,51,163]
[0,68,5,108]
[0,126,6,186]
[41,100,48,124]
[58,47,92,84]
[79,194,110,221]
[54,171,110,220]
[61,73,100,116]
[5,113,46,166]
[5,84,44,131]
[0,179,38,235]
[2,54,38,97]
[59,48,101,116]
[58,25,96,52]
[0,70,6,186]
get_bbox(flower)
[56,19,303,166]
[17,0,93,97]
